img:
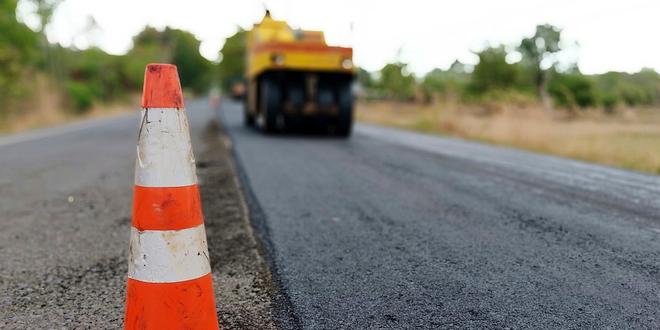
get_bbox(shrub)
[548,73,597,109]
[66,81,95,113]
[600,93,619,113]
[469,46,522,95]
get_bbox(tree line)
[3,0,660,125]
[362,25,660,112]
[1,0,215,123]
[214,24,660,113]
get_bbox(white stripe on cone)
[128,224,211,283]
[135,108,197,187]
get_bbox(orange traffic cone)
[124,63,219,329]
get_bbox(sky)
[16,0,660,76]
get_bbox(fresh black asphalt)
[2,99,658,329]
[220,100,660,329]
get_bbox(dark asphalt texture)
[0,110,139,328]
[0,100,277,329]
[220,100,660,329]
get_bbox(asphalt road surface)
[0,109,140,328]
[0,100,280,329]
[2,98,659,329]
[220,100,660,329]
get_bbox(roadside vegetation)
[361,25,660,112]
[4,1,660,175]
[0,0,215,132]
[358,102,660,174]
[357,25,660,174]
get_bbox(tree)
[217,28,246,92]
[126,27,212,94]
[379,62,416,101]
[27,0,61,34]
[24,0,62,78]
[548,72,597,110]
[0,0,40,114]
[422,69,448,94]
[518,24,562,110]
[592,69,660,108]
[132,27,174,49]
[355,67,379,99]
[470,46,520,94]
[357,67,376,90]
[421,60,469,102]
[170,29,213,94]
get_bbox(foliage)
[378,62,416,101]
[421,61,469,100]
[61,47,127,101]
[24,0,61,33]
[0,0,40,113]
[593,69,660,107]
[599,93,619,113]
[469,46,522,95]
[172,31,213,94]
[360,22,660,112]
[357,67,376,90]
[65,81,94,113]
[548,72,597,109]
[3,0,660,123]
[217,28,246,91]
[128,27,213,94]
[1,3,214,124]
[518,24,562,95]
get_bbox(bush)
[66,81,95,113]
[600,93,619,113]
[378,62,416,101]
[592,69,660,108]
[477,89,537,106]
[421,62,470,102]
[469,46,522,95]
[0,0,40,115]
[218,29,247,92]
[548,73,597,109]
[621,86,650,106]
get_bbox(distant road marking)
[0,112,135,148]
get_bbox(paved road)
[0,101,217,328]
[221,100,660,329]
[3,99,659,329]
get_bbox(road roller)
[244,11,355,136]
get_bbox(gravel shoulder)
[0,102,278,329]
[198,120,277,329]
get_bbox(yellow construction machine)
[244,11,355,136]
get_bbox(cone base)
[124,274,219,330]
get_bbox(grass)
[0,75,138,134]
[356,100,660,174]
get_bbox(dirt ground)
[198,120,278,329]
[357,101,660,174]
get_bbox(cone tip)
[141,63,185,109]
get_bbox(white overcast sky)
[16,0,660,76]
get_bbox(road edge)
[216,104,303,330]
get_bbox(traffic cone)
[124,63,219,329]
